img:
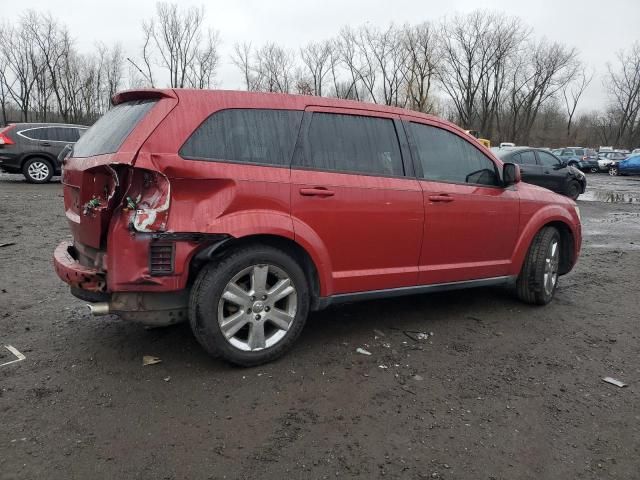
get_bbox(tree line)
[1,4,639,148]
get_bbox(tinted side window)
[20,128,48,141]
[300,113,403,176]
[50,127,80,143]
[519,150,537,165]
[410,123,500,186]
[180,109,303,166]
[538,151,561,167]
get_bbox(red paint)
[54,89,582,303]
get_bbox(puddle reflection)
[580,190,640,204]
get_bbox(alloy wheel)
[543,240,559,296]
[217,264,297,351]
[27,161,50,181]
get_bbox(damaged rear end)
[54,89,190,325]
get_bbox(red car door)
[404,119,520,284]
[291,108,424,295]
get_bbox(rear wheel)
[516,226,561,305]
[565,181,581,200]
[609,166,619,176]
[22,158,53,183]
[189,245,310,366]
[589,167,598,173]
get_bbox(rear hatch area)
[62,90,177,254]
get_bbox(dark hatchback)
[0,123,87,183]
[493,147,586,200]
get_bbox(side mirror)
[503,162,521,186]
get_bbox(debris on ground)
[356,348,372,356]
[0,242,16,248]
[413,374,424,381]
[373,329,386,338]
[602,377,627,388]
[0,345,26,367]
[403,330,431,342]
[163,376,171,382]
[143,355,162,366]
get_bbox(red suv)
[54,89,582,366]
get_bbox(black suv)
[0,123,88,183]
[492,147,586,200]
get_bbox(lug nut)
[265,306,270,312]
[262,295,267,300]
[255,314,261,320]
[246,309,252,314]
[250,296,255,301]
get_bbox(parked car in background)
[609,154,640,176]
[552,147,599,173]
[597,151,628,171]
[0,123,88,183]
[499,142,515,148]
[53,89,582,366]
[493,146,586,200]
[632,148,640,155]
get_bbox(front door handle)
[428,194,454,203]
[40,142,51,147]
[299,187,335,197]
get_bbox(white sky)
[4,0,640,112]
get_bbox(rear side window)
[299,112,404,176]
[574,149,585,156]
[410,123,500,186]
[19,128,48,141]
[49,127,80,143]
[73,99,157,158]
[180,109,303,166]
[517,150,537,165]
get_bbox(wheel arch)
[21,152,58,171]
[511,209,579,277]
[189,233,325,310]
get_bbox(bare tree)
[231,42,257,91]
[403,22,441,113]
[141,2,220,89]
[562,66,593,140]
[300,40,334,96]
[605,42,640,147]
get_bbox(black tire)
[589,167,598,173]
[565,181,581,200]
[516,226,561,305]
[609,166,619,176]
[189,245,310,366]
[22,157,53,183]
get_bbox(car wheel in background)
[22,158,53,183]
[609,166,619,176]
[189,245,310,366]
[589,167,598,173]
[516,226,561,305]
[565,181,581,200]
[568,161,578,169]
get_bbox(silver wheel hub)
[28,161,49,181]
[218,264,297,352]
[543,240,559,296]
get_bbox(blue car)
[609,154,640,176]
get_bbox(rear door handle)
[40,142,51,147]
[428,194,454,203]
[299,187,335,197]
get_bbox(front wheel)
[189,245,310,366]
[589,167,598,173]
[516,226,561,305]
[565,181,581,200]
[23,158,53,183]
[609,166,619,176]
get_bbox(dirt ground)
[0,172,639,480]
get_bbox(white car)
[598,151,628,171]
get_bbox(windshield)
[73,100,157,158]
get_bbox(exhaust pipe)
[88,302,110,316]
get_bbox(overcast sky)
[5,0,640,112]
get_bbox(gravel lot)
[1,172,639,480]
